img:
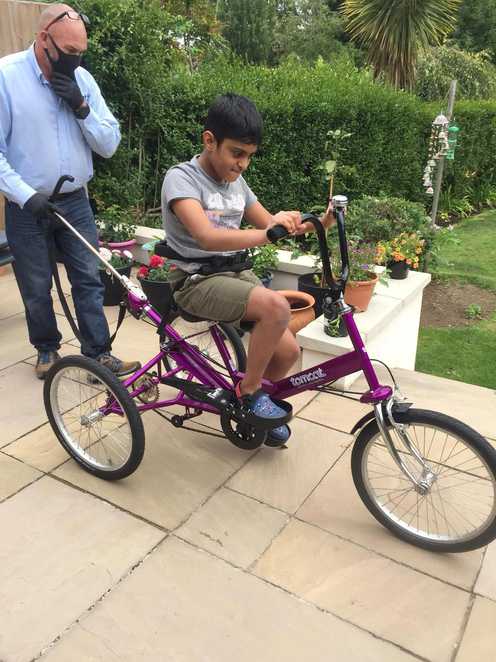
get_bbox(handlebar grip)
[267,224,290,244]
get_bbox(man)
[0,3,140,379]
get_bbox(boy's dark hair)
[204,93,263,145]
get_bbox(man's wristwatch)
[74,104,90,120]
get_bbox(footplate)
[161,376,293,431]
[233,398,293,431]
[161,376,233,409]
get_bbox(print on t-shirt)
[205,192,246,230]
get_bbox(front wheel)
[352,409,496,552]
[44,355,145,480]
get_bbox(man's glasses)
[45,10,90,32]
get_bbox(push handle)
[49,175,75,201]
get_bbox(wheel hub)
[80,410,104,427]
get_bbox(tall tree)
[217,0,276,64]
[341,0,461,89]
[454,0,496,60]
[273,0,350,63]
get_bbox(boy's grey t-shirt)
[161,156,257,273]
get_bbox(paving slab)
[475,541,496,600]
[297,448,485,590]
[254,519,470,662]
[177,487,289,568]
[0,362,48,447]
[298,390,371,434]
[354,368,496,442]
[456,596,496,662]
[22,341,86,367]
[0,311,75,371]
[53,293,124,325]
[3,421,69,473]
[0,451,42,501]
[0,476,164,662]
[52,411,253,529]
[40,536,417,662]
[0,270,69,321]
[0,275,26,320]
[227,417,351,513]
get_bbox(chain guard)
[220,410,267,450]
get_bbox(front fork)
[374,398,437,495]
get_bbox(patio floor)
[1,264,495,662]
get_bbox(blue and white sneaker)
[235,386,291,447]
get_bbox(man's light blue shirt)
[0,44,121,207]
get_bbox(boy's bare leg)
[262,329,300,382]
[239,287,292,395]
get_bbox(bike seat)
[177,307,254,332]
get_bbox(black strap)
[48,230,126,348]
[155,239,250,268]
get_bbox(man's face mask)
[45,34,82,79]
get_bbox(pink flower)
[137,265,149,279]
[149,254,165,268]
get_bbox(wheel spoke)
[359,415,496,548]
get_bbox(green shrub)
[74,0,496,218]
[416,46,496,101]
[345,196,431,242]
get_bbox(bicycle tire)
[163,319,247,376]
[352,408,496,552]
[44,355,145,480]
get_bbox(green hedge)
[80,0,496,216]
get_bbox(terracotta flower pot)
[277,290,316,334]
[344,272,378,312]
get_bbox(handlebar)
[267,196,350,294]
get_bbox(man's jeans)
[5,189,111,358]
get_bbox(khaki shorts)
[169,268,262,327]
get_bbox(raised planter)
[296,270,432,388]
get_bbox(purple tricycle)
[44,191,496,553]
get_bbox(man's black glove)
[51,73,89,118]
[24,193,56,232]
[24,192,54,218]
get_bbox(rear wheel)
[162,318,246,377]
[352,409,496,552]
[44,355,145,480]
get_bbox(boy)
[162,93,334,445]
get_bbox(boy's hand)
[294,199,337,235]
[269,210,301,236]
[321,199,337,230]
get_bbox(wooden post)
[430,79,457,227]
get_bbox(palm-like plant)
[341,0,461,90]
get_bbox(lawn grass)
[433,209,496,292]
[417,315,496,390]
[416,210,496,389]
